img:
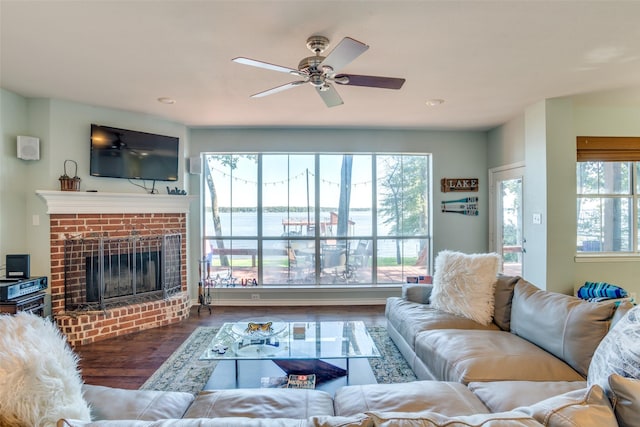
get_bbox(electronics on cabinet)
[0,276,48,301]
[6,254,30,278]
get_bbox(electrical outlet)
[251,294,260,300]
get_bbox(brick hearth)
[37,191,195,346]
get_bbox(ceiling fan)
[232,35,406,108]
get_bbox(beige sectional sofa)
[386,275,616,383]
[53,274,639,426]
[58,375,617,426]
[3,271,638,426]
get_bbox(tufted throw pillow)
[588,305,640,397]
[430,251,501,326]
[0,312,91,426]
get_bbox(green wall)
[488,89,640,298]
[6,84,639,305]
[1,89,490,305]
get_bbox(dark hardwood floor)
[75,305,387,390]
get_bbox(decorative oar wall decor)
[441,196,478,216]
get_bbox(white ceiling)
[2,0,640,131]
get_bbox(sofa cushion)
[510,279,616,377]
[58,418,312,426]
[515,385,617,427]
[588,305,640,396]
[492,274,520,331]
[334,381,489,417]
[385,298,498,350]
[402,283,433,304]
[183,388,334,419]
[82,384,195,420]
[611,300,635,329]
[366,411,542,427]
[0,312,91,426]
[58,416,372,427]
[431,251,501,325]
[467,381,587,412]
[414,329,584,384]
[608,373,640,427]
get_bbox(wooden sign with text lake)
[440,178,479,193]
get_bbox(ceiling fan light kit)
[232,35,406,108]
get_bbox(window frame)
[200,152,432,286]
[576,136,640,257]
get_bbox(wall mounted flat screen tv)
[90,124,179,181]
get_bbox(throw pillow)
[515,385,617,427]
[492,274,520,331]
[0,312,91,426]
[430,250,501,325]
[367,410,541,427]
[587,305,640,396]
[608,374,640,427]
[402,284,433,304]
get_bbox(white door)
[489,165,525,276]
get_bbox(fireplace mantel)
[36,190,196,214]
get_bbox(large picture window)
[202,153,431,286]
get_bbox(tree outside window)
[202,153,431,286]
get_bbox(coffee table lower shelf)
[203,358,376,396]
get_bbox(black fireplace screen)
[64,233,181,311]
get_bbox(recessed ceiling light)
[425,99,445,107]
[157,97,176,105]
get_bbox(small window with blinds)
[576,137,640,253]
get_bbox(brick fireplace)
[37,191,195,346]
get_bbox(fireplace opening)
[85,250,162,303]
[64,233,181,311]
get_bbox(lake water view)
[203,211,424,256]
[200,211,429,286]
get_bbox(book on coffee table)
[287,374,316,389]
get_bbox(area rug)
[140,325,417,394]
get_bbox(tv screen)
[90,124,179,181]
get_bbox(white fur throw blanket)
[0,312,91,426]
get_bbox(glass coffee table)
[200,320,380,394]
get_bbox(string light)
[207,164,374,188]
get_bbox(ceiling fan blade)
[320,37,369,73]
[335,74,405,90]
[232,57,305,77]
[315,84,343,108]
[251,80,307,98]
